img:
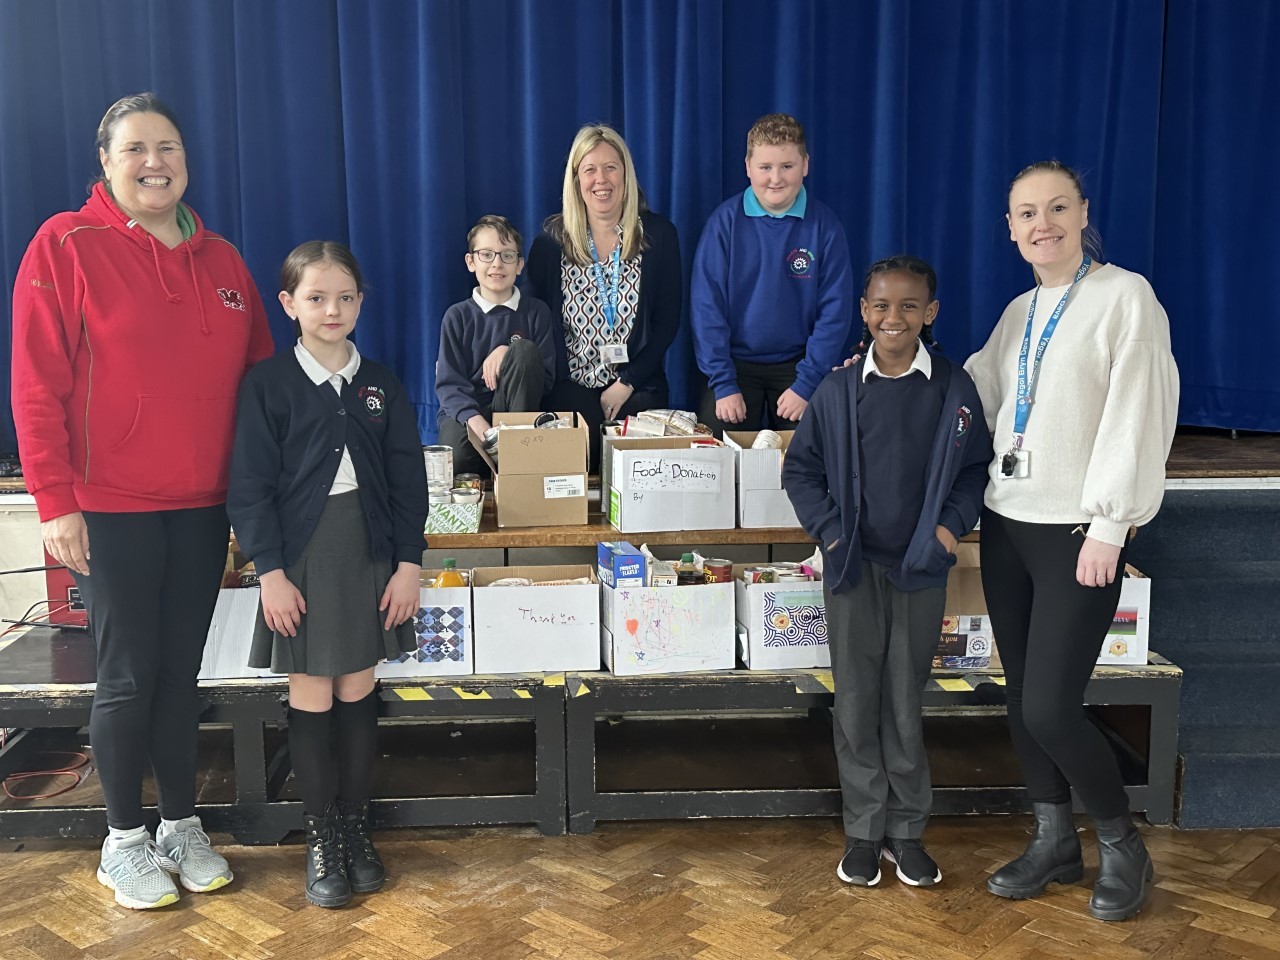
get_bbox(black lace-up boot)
[338,800,385,893]
[303,805,351,908]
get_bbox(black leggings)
[74,506,230,829]
[979,508,1130,819]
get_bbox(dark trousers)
[74,505,230,829]
[979,508,1131,819]
[547,377,667,473]
[825,561,945,841]
[698,358,801,438]
[436,337,548,477]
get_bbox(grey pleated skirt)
[248,490,416,676]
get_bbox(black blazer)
[526,210,682,393]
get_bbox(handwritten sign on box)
[626,457,724,492]
[471,564,601,673]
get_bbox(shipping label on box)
[602,581,736,675]
[377,579,473,678]
[607,437,736,533]
[734,571,829,670]
[471,564,600,673]
[468,412,588,527]
[200,586,278,680]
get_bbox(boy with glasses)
[435,215,556,474]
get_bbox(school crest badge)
[217,288,246,311]
[359,385,386,422]
[787,248,815,279]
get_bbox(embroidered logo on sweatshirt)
[217,288,246,311]
[359,385,386,422]
[787,248,815,279]
[955,405,971,440]
[29,278,55,290]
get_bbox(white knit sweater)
[964,263,1180,546]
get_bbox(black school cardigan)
[228,351,428,576]
[525,210,682,393]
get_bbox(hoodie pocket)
[923,533,959,575]
[95,395,237,500]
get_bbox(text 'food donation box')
[470,412,588,528]
[606,437,735,533]
[470,565,600,673]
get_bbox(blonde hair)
[746,113,808,160]
[546,124,645,266]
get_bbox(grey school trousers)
[825,560,945,841]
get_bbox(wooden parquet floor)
[2,817,1280,960]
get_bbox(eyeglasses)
[470,249,520,264]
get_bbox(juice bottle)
[675,552,702,586]
[434,558,466,588]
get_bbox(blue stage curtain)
[1155,0,1280,431]
[2,0,1275,452]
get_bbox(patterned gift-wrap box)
[735,567,829,670]
[376,580,473,677]
[424,501,482,535]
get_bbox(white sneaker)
[97,832,180,909]
[156,816,234,893]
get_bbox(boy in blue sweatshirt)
[782,256,991,889]
[691,114,854,435]
[435,215,556,475]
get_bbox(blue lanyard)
[586,230,622,333]
[1013,255,1091,446]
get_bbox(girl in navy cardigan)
[229,242,426,909]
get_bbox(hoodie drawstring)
[147,233,182,305]
[185,244,209,335]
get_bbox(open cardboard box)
[604,436,736,533]
[471,564,600,673]
[723,430,801,528]
[468,412,588,527]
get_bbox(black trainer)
[836,838,882,886]
[337,800,385,893]
[883,837,942,887]
[303,806,352,909]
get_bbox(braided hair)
[856,255,942,353]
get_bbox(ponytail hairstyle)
[857,255,943,353]
[1008,160,1104,284]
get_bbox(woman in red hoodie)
[10,92,275,909]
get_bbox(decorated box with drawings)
[424,501,482,535]
[734,566,829,670]
[375,575,473,678]
[601,581,736,675]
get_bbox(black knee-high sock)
[288,705,335,817]
[332,692,378,805]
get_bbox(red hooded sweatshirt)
[11,182,276,520]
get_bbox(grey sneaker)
[156,817,234,893]
[97,832,180,909]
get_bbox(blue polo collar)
[744,185,807,219]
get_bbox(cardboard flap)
[469,411,588,476]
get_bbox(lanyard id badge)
[586,230,622,335]
[1001,255,1091,479]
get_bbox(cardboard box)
[469,412,588,528]
[938,543,1151,668]
[199,586,277,680]
[735,567,829,669]
[597,541,646,588]
[723,431,802,529]
[601,580,736,675]
[471,564,600,673]
[606,437,736,533]
[376,574,473,678]
[424,501,482,535]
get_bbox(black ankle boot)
[988,802,1084,899]
[338,800,385,893]
[303,806,352,908]
[1089,815,1154,921]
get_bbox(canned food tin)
[742,565,776,584]
[423,445,453,489]
[703,559,733,583]
[454,473,482,490]
[776,571,813,582]
[450,487,482,504]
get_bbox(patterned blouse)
[560,240,644,388]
